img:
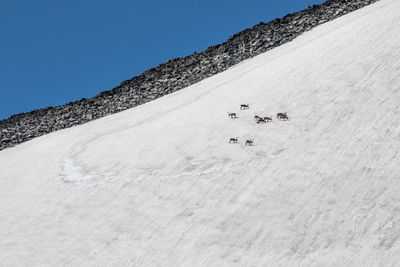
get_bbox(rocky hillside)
[0,0,379,151]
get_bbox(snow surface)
[1,0,400,265]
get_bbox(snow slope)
[1,0,400,265]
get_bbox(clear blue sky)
[0,0,325,119]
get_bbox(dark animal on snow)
[245,139,254,146]
[229,138,239,144]
[263,117,272,122]
[240,104,249,110]
[257,118,267,124]
[277,113,289,120]
[228,112,237,119]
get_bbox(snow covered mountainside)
[1,0,400,265]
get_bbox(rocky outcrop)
[0,0,379,151]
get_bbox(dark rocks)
[0,0,379,151]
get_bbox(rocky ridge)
[0,0,379,151]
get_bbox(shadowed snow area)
[1,0,400,265]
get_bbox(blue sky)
[0,0,325,119]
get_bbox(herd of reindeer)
[228,104,289,146]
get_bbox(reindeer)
[228,112,237,119]
[229,137,239,144]
[276,112,286,118]
[277,112,289,120]
[256,117,267,124]
[245,139,254,146]
[255,115,272,122]
[263,116,272,122]
[240,104,250,110]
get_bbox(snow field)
[1,0,400,265]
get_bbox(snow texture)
[1,0,400,265]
